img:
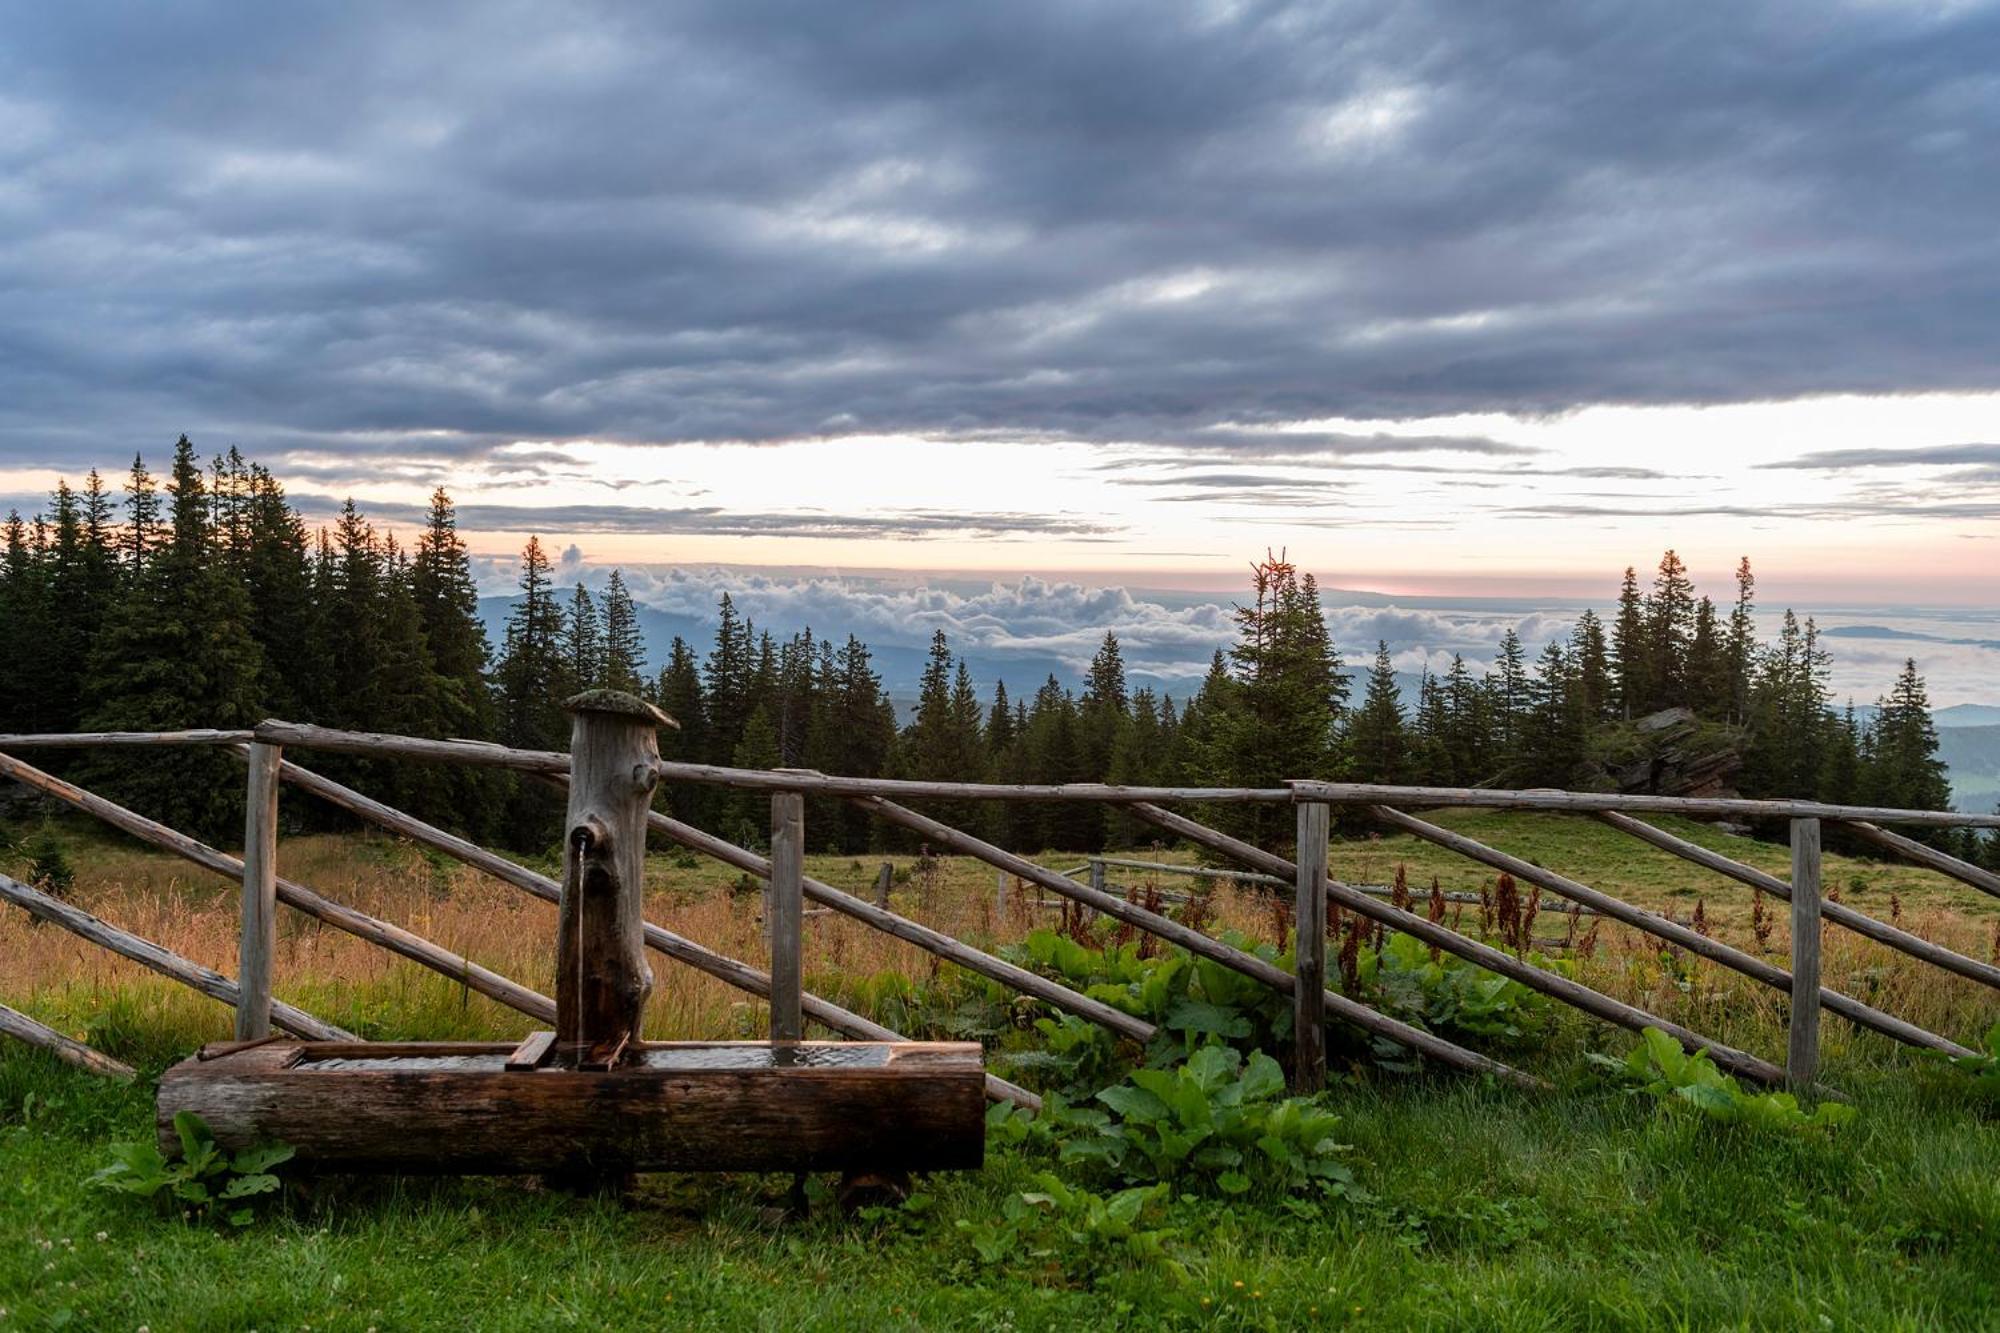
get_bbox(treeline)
[0,445,1981,863]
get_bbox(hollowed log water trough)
[155,691,987,1182]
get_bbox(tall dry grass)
[4,819,1996,1072]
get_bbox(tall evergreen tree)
[1611,566,1648,718]
[563,583,603,692]
[83,436,265,841]
[1863,659,1952,815]
[1347,641,1408,784]
[601,569,645,693]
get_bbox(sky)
[2,2,1998,610]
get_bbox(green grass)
[7,814,2000,1329]
[5,1042,2000,1331]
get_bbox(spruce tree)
[1571,609,1612,722]
[1346,641,1407,784]
[1646,549,1696,709]
[1863,660,1951,815]
[563,583,603,693]
[601,569,646,692]
[1490,627,1529,763]
[83,436,265,841]
[1611,566,1648,718]
[1725,557,1757,724]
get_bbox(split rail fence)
[4,718,2000,1110]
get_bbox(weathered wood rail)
[3,720,1997,1105]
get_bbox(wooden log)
[643,807,1157,1044]
[1597,811,2000,991]
[853,794,1539,1088]
[1130,802,1789,1087]
[158,1040,986,1174]
[769,792,805,1043]
[1790,818,1823,1090]
[557,692,665,1066]
[1370,804,1973,1059]
[654,760,1291,805]
[278,760,1038,1108]
[0,747,554,1026]
[875,862,893,908]
[237,741,281,1041]
[0,872,348,1041]
[0,729,254,748]
[1842,821,2000,901]
[0,1001,136,1080]
[1288,780,2000,830]
[249,721,572,772]
[1294,801,1329,1093]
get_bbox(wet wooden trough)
[158,1037,985,1174]
[154,691,987,1180]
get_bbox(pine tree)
[601,569,645,692]
[1645,549,1695,710]
[1611,566,1648,718]
[1863,659,1952,815]
[239,467,314,722]
[1346,641,1407,784]
[1571,609,1612,722]
[1520,641,1588,786]
[563,583,603,692]
[121,454,162,571]
[651,636,710,826]
[1687,595,1725,718]
[1490,627,1529,764]
[82,437,265,841]
[1725,557,1756,724]
[410,487,493,724]
[702,593,755,764]
[1226,554,1346,840]
[495,537,566,750]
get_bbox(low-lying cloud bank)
[474,559,2000,711]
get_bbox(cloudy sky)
[3,1,1998,606]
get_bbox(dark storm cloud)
[5,0,2000,476]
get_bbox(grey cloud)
[291,494,1118,542]
[1766,444,2000,470]
[6,2,2000,475]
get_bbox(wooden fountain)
[157,691,986,1180]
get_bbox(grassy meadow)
[3,810,2000,1329]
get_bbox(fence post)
[875,861,893,908]
[557,690,665,1067]
[996,868,1009,917]
[1089,858,1106,923]
[770,791,805,1042]
[1294,800,1330,1092]
[1788,817,1822,1090]
[236,740,281,1040]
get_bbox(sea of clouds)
[475,555,2000,713]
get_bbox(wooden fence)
[4,717,2000,1106]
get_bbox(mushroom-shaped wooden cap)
[562,688,679,729]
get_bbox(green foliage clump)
[1050,1046,1353,1199]
[1593,1027,1856,1132]
[1359,932,1552,1047]
[89,1110,294,1227]
[956,1173,1178,1286]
